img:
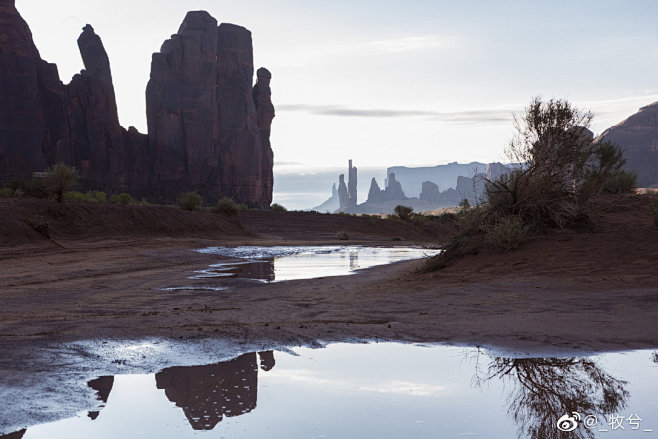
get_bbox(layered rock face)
[0,1,144,192]
[597,102,658,187]
[0,4,274,204]
[0,0,59,182]
[146,12,274,204]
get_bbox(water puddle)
[162,246,439,291]
[2,343,656,438]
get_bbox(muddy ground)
[0,194,656,354]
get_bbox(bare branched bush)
[44,163,79,203]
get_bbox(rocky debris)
[597,101,658,187]
[347,159,357,209]
[0,4,275,205]
[419,181,440,202]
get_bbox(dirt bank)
[0,194,656,354]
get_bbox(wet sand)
[0,194,657,354]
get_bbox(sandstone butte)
[596,101,658,188]
[0,0,274,206]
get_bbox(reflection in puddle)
[474,357,629,439]
[178,246,439,291]
[4,344,656,438]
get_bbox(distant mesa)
[314,160,513,214]
[596,101,658,188]
[0,4,274,205]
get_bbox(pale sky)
[16,0,658,208]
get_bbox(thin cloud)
[360,36,448,53]
[278,104,515,124]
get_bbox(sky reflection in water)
[6,343,657,439]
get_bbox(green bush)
[44,163,79,203]
[119,193,132,205]
[215,197,241,216]
[271,203,287,211]
[110,193,133,205]
[482,214,528,251]
[7,178,48,199]
[584,141,637,194]
[1,187,14,198]
[602,170,637,194]
[94,191,107,203]
[394,205,414,220]
[63,191,84,202]
[178,192,203,211]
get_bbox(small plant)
[394,205,414,221]
[0,187,14,198]
[118,193,133,205]
[178,192,203,211]
[482,214,527,251]
[94,191,107,203]
[63,191,84,202]
[459,198,471,209]
[336,231,349,240]
[43,163,79,203]
[215,197,241,216]
[271,203,287,211]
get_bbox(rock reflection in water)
[155,351,275,430]
[0,430,26,439]
[475,356,629,439]
[86,376,114,420]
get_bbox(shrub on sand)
[43,163,79,203]
[394,205,413,221]
[215,197,241,216]
[178,192,203,211]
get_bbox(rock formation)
[155,353,268,430]
[596,101,658,187]
[0,4,274,205]
[312,182,339,213]
[347,159,357,209]
[419,181,440,202]
[86,375,114,420]
[146,13,274,205]
[384,173,407,201]
[337,174,348,210]
[367,178,383,204]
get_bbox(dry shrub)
[178,192,203,211]
[482,214,527,251]
[215,197,241,216]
